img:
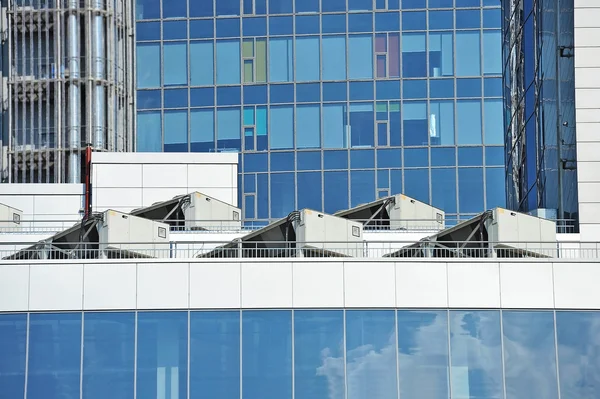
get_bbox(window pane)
[398,310,449,399]
[351,170,375,207]
[432,168,457,213]
[324,171,349,213]
[270,173,295,217]
[242,311,292,399]
[484,99,503,145]
[163,20,187,39]
[137,111,162,151]
[404,168,429,203]
[136,313,188,398]
[297,105,320,148]
[297,172,322,211]
[83,313,135,399]
[322,0,346,12]
[449,311,503,399]
[190,41,214,86]
[191,109,215,152]
[190,311,240,399]
[295,0,319,13]
[269,38,293,82]
[256,39,267,82]
[0,314,26,399]
[137,21,161,40]
[429,32,453,77]
[349,102,374,147]
[457,100,482,144]
[136,0,160,19]
[348,35,373,79]
[485,168,505,209]
[322,36,347,80]
[137,43,160,88]
[164,42,188,86]
[217,108,241,150]
[458,168,484,213]
[270,0,292,14]
[297,151,321,170]
[503,312,558,399]
[346,310,397,399]
[217,0,240,16]
[28,313,82,399]
[270,106,294,149]
[403,102,428,146]
[164,110,188,151]
[216,40,241,85]
[402,33,427,78]
[296,37,320,81]
[456,31,481,76]
[190,0,213,17]
[483,30,502,75]
[430,101,455,145]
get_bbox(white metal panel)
[344,262,396,308]
[0,195,34,216]
[141,188,190,207]
[553,262,600,309]
[0,265,29,311]
[94,187,143,209]
[142,164,188,188]
[137,263,189,309]
[499,263,554,309]
[187,164,236,188]
[83,263,137,310]
[292,262,344,308]
[575,68,600,89]
[33,195,82,216]
[447,262,501,308]
[574,7,600,27]
[579,203,600,224]
[577,142,600,163]
[395,262,448,308]
[93,163,142,188]
[576,123,600,144]
[575,88,600,108]
[92,151,238,165]
[577,108,600,123]
[189,262,241,309]
[29,264,84,311]
[241,262,293,308]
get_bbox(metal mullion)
[29,7,35,183]
[45,4,51,183]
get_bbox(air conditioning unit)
[98,210,170,258]
[486,208,556,257]
[0,203,22,231]
[183,192,241,231]
[389,194,445,231]
[295,209,364,257]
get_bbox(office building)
[0,0,136,183]
[135,0,506,224]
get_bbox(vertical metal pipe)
[67,0,80,183]
[92,0,105,149]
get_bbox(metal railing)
[0,240,597,260]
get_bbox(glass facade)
[2,309,600,399]
[502,0,578,231]
[135,0,505,223]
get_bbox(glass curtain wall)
[2,309,600,399]
[136,0,505,224]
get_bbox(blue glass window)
[429,10,453,29]
[324,171,349,213]
[83,313,135,399]
[297,151,321,170]
[270,105,294,149]
[271,152,294,171]
[325,150,348,169]
[485,168,505,208]
[346,310,397,399]
[138,89,161,109]
[164,110,188,152]
[483,8,501,28]
[137,43,160,88]
[430,101,455,145]
[322,36,347,81]
[296,15,320,34]
[296,83,320,102]
[402,80,426,99]
[217,18,241,37]
[349,13,373,33]
[297,172,322,210]
[244,17,267,36]
[244,153,268,172]
[378,81,401,100]
[257,174,269,218]
[449,311,503,399]
[376,12,400,31]
[244,85,268,104]
[297,104,320,148]
[296,37,320,81]
[431,147,455,166]
[190,311,240,399]
[403,102,428,146]
[377,148,401,168]
[456,9,480,29]
[269,38,293,82]
[162,0,186,18]
[242,311,292,399]
[350,81,374,101]
[458,146,483,166]
[429,32,453,77]
[216,40,241,85]
[323,82,347,101]
[351,170,376,206]
[28,313,82,399]
[456,0,480,7]
[217,0,240,16]
[190,0,213,17]
[403,0,427,8]
[218,107,241,150]
[323,104,348,149]
[295,0,319,13]
[164,88,188,108]
[163,20,187,40]
[271,84,294,103]
[191,109,215,152]
[217,86,241,106]
[484,77,502,97]
[402,33,426,78]
[0,314,26,399]
[457,78,482,97]
[137,21,160,40]
[404,148,428,167]
[484,99,503,145]
[136,0,159,19]
[402,11,426,30]
[269,16,293,35]
[398,310,449,399]
[191,87,214,106]
[349,0,372,11]
[483,31,502,75]
[430,79,455,98]
[322,0,345,11]
[457,100,482,144]
[348,35,374,79]
[137,111,162,151]
[271,173,296,216]
[458,168,484,213]
[322,14,346,33]
[456,31,481,76]
[404,168,429,202]
[486,146,504,165]
[503,312,558,399]
[137,312,188,399]
[429,0,453,6]
[351,149,375,168]
[432,168,457,212]
[190,20,214,39]
[269,0,292,14]
[164,42,187,86]
[349,102,374,147]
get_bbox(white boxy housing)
[184,192,241,231]
[295,209,364,257]
[98,210,170,258]
[0,203,23,231]
[388,195,445,230]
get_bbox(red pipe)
[84,146,92,219]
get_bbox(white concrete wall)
[575,0,600,240]
[1,258,599,311]
[91,152,238,213]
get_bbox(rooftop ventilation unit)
[183,192,241,231]
[98,210,170,258]
[335,194,445,231]
[0,203,22,232]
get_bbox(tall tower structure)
[0,0,135,183]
